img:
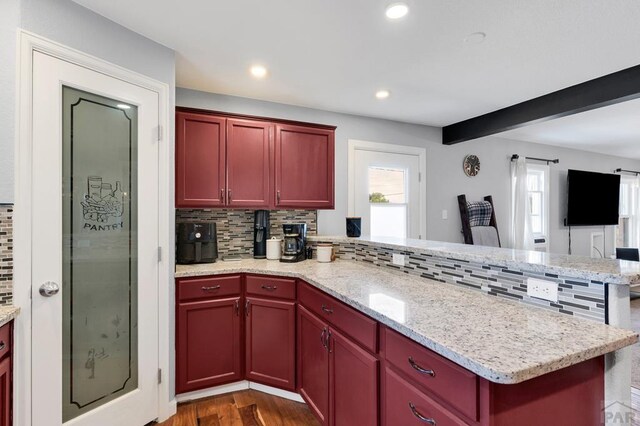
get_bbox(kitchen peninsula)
[175,237,638,425]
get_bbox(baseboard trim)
[249,382,304,403]
[175,381,304,404]
[175,381,250,403]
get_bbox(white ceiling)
[499,98,640,159]
[73,0,640,155]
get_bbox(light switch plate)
[392,253,405,267]
[527,277,558,302]
[442,209,448,220]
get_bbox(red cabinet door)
[245,297,296,391]
[226,119,272,208]
[330,328,379,426]
[176,112,226,207]
[297,305,330,425]
[0,356,10,426]
[275,124,334,209]
[176,297,242,394]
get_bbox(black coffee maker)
[176,223,218,264]
[253,210,270,259]
[280,223,307,263]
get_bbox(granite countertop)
[176,259,638,384]
[0,305,20,327]
[308,235,640,286]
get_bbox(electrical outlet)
[527,277,558,302]
[392,253,405,267]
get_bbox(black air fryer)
[253,210,270,259]
[177,223,218,264]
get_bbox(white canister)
[316,244,334,263]
[266,237,282,260]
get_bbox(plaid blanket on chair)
[467,201,493,227]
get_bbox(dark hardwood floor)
[156,390,320,426]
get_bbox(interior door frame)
[347,139,427,239]
[14,30,175,425]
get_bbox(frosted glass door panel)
[370,204,407,238]
[62,87,138,422]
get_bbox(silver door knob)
[39,281,60,297]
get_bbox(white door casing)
[15,31,174,426]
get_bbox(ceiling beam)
[442,64,640,145]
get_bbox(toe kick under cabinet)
[175,273,605,425]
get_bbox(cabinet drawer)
[383,367,466,426]
[246,275,296,300]
[177,275,242,302]
[298,281,377,353]
[383,327,478,421]
[0,322,10,360]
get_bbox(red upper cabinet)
[176,112,226,207]
[176,108,335,209]
[226,119,272,208]
[275,124,335,209]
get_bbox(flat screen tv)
[566,169,620,226]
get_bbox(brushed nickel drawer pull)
[245,299,251,316]
[0,341,5,351]
[321,304,333,314]
[408,357,435,377]
[409,402,436,425]
[201,285,221,292]
[261,285,278,291]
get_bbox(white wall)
[177,88,640,257]
[0,0,176,203]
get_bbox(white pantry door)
[31,51,159,425]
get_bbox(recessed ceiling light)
[464,32,486,44]
[250,64,268,79]
[385,3,409,19]
[116,104,131,109]
[375,90,390,99]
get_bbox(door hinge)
[158,368,162,384]
[29,287,32,300]
[156,125,163,141]
[418,172,422,182]
[158,246,162,262]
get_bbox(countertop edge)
[175,265,637,384]
[0,306,20,328]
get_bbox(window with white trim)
[616,176,640,248]
[526,165,550,242]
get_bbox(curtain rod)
[614,168,640,176]
[510,154,559,165]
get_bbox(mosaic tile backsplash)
[308,238,606,323]
[176,209,317,257]
[0,206,13,305]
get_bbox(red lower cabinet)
[245,297,296,391]
[298,305,379,426]
[0,356,9,426]
[383,367,466,426]
[0,321,11,426]
[176,297,242,393]
[330,328,378,426]
[298,306,330,424]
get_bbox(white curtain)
[510,158,534,250]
